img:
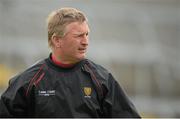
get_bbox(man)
[0,7,141,118]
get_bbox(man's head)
[47,7,87,48]
[47,7,90,64]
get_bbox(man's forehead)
[65,21,90,34]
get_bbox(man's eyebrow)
[73,32,89,35]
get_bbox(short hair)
[46,7,87,48]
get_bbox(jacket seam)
[25,63,46,96]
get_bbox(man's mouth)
[78,48,87,53]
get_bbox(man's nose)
[81,35,88,45]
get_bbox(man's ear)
[51,33,61,48]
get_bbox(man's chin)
[76,55,86,61]
[78,57,85,61]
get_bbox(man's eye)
[76,35,82,37]
[77,34,83,37]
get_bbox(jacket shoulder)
[0,59,46,100]
[85,59,110,80]
[9,59,46,86]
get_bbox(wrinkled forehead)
[65,21,90,35]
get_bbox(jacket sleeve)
[102,73,141,118]
[0,75,29,117]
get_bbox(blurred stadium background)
[0,0,179,118]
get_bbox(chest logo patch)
[38,90,56,96]
[84,87,92,98]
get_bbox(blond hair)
[47,7,87,48]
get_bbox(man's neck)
[51,54,75,68]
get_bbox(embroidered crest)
[84,87,92,98]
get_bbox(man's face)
[59,21,89,63]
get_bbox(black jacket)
[0,54,141,118]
